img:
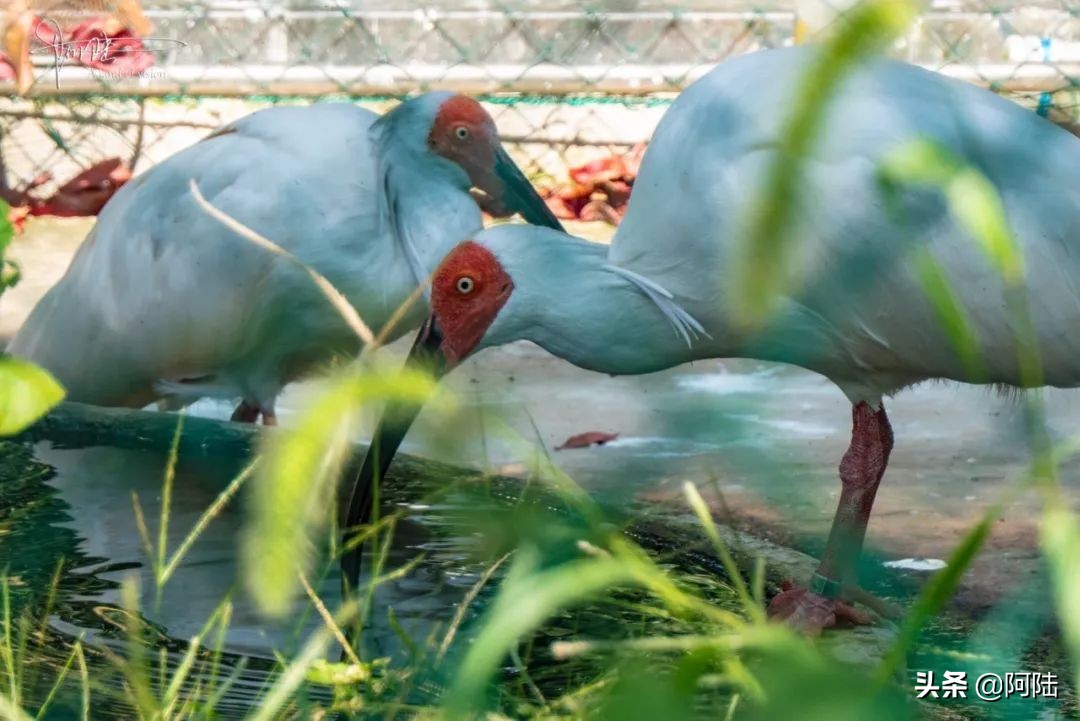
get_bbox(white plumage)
[480,47,1080,403]
[388,46,1080,628]
[9,94,559,422]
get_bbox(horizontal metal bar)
[30,7,1080,23]
[39,8,796,21]
[0,109,220,130]
[9,60,1078,98]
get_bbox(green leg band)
[809,572,843,599]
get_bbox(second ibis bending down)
[347,47,1080,631]
[8,93,561,424]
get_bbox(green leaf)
[731,0,918,327]
[1040,507,1080,698]
[1,260,20,293]
[444,548,637,717]
[241,362,444,618]
[879,139,1043,386]
[0,199,13,257]
[880,140,1023,283]
[910,248,986,382]
[877,498,997,680]
[0,199,15,296]
[0,356,65,436]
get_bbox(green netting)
[1,3,1078,192]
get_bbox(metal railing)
[1,2,1078,201]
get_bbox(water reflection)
[0,434,508,717]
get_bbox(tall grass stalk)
[249,600,360,721]
[32,634,82,720]
[683,482,761,621]
[154,413,185,604]
[1,577,18,709]
[158,460,258,586]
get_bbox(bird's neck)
[482,235,702,376]
[381,144,483,274]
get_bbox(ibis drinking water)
[8,93,561,424]
[347,46,1080,631]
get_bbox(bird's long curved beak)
[493,146,564,230]
[340,315,449,595]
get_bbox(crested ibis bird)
[8,93,562,424]
[345,46,1080,631]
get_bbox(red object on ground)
[555,431,620,450]
[30,158,132,217]
[534,143,648,226]
[569,155,628,186]
[3,158,131,230]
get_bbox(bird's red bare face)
[429,241,513,365]
[428,95,498,189]
[427,96,563,231]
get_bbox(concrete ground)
[4,216,1077,621]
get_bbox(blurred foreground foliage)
[0,198,64,436]
[2,0,1079,719]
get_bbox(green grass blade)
[732,0,918,325]
[161,635,201,718]
[242,364,441,618]
[0,691,32,721]
[444,548,637,717]
[248,601,359,721]
[1040,507,1080,699]
[909,248,986,382]
[159,460,256,586]
[155,413,186,589]
[877,500,1000,681]
[74,643,88,721]
[683,482,761,621]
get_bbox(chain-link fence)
[1,1,1078,213]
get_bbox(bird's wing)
[9,104,384,406]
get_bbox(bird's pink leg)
[231,401,260,424]
[768,401,892,634]
[231,400,277,426]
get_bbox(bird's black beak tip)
[340,314,450,593]
[494,147,565,232]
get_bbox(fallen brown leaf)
[555,431,619,451]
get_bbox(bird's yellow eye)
[456,276,475,294]
[454,125,470,140]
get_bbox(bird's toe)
[767,581,875,635]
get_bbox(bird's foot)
[230,401,276,425]
[767,580,875,635]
